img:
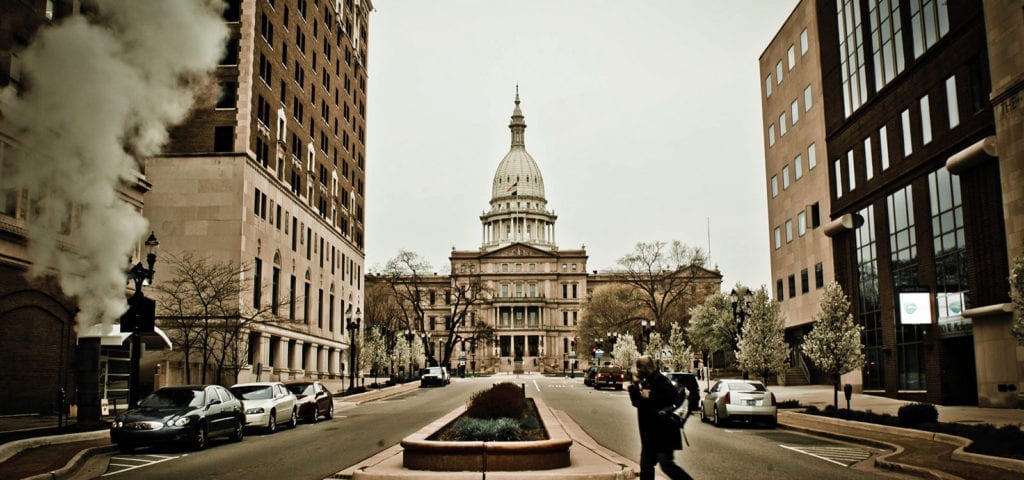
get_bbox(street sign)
[121,294,156,333]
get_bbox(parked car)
[229,382,297,433]
[665,372,701,412]
[110,385,244,453]
[284,381,333,423]
[700,379,777,428]
[420,366,450,387]
[593,365,625,390]
[583,365,598,386]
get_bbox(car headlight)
[165,417,191,427]
[245,407,265,414]
[112,421,123,428]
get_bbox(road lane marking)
[779,444,873,467]
[103,453,183,476]
[533,380,540,392]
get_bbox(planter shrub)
[451,417,522,441]
[466,383,526,420]
[898,402,938,426]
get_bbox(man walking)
[627,355,693,480]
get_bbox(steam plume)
[0,0,228,331]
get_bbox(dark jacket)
[628,370,683,451]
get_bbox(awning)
[77,323,173,350]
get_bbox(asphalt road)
[98,375,905,479]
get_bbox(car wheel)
[766,416,778,429]
[311,406,319,423]
[117,442,135,454]
[288,408,298,429]
[713,406,724,428]
[324,402,334,420]
[267,410,277,433]
[229,417,245,442]
[699,404,708,423]
[193,424,208,450]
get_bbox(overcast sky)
[365,0,799,289]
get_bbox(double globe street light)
[345,306,361,392]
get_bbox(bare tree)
[438,272,493,367]
[614,240,707,337]
[153,253,294,384]
[578,284,648,355]
[381,249,432,333]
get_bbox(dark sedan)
[284,381,334,422]
[110,385,245,453]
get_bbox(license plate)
[745,399,756,406]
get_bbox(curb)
[339,381,421,405]
[0,430,109,464]
[780,411,1024,477]
[21,444,119,480]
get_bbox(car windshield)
[230,385,273,400]
[598,367,622,374]
[728,382,767,392]
[140,388,204,408]
[426,367,443,375]
[286,383,314,395]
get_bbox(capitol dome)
[490,92,546,202]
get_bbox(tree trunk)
[833,376,840,411]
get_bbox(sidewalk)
[2,381,1022,480]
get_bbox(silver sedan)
[700,379,777,428]
[229,382,298,433]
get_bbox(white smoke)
[0,0,228,331]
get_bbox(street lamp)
[403,329,416,381]
[420,332,432,367]
[729,286,752,380]
[639,319,654,354]
[125,232,158,410]
[346,307,361,392]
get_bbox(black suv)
[582,365,598,386]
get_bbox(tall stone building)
[769,0,1022,406]
[145,0,373,392]
[759,1,835,387]
[373,92,722,375]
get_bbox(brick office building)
[145,0,373,391]
[804,0,1021,406]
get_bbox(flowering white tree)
[612,333,640,374]
[802,282,865,409]
[1011,248,1024,346]
[665,322,693,372]
[645,331,664,357]
[735,287,789,384]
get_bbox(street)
[100,376,898,479]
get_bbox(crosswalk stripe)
[779,444,873,467]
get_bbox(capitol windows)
[529,263,535,272]
[562,264,567,272]
[502,263,509,272]
[571,264,577,271]
[529,283,537,297]
[501,283,509,297]
[460,265,466,273]
[516,283,523,297]
[515,263,522,272]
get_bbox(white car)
[229,382,297,433]
[700,379,777,428]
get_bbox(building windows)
[814,262,824,289]
[288,275,296,320]
[260,13,274,44]
[807,143,817,169]
[256,95,271,126]
[529,263,536,272]
[779,113,787,136]
[785,219,793,243]
[810,202,821,228]
[788,274,796,298]
[800,28,808,55]
[920,95,932,145]
[794,154,803,180]
[798,210,807,237]
[562,284,568,298]
[834,159,843,198]
[217,82,237,109]
[768,124,775,147]
[771,175,778,198]
[253,257,262,308]
[945,75,959,129]
[774,227,782,250]
[864,137,874,180]
[214,126,233,152]
[259,53,272,85]
[787,45,795,70]
[776,279,784,301]
[804,85,812,111]
[901,108,913,157]
[854,204,882,389]
[791,100,799,125]
[271,266,280,315]
[910,0,950,59]
[776,61,783,84]
[800,268,809,294]
[782,165,791,190]
[765,75,772,97]
[502,263,509,272]
[837,0,868,116]
[870,0,905,90]
[220,36,239,65]
[501,283,509,297]
[847,150,856,190]
[879,125,890,170]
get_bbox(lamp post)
[639,319,654,355]
[125,232,159,410]
[403,329,415,381]
[420,332,432,367]
[729,286,752,380]
[346,308,361,392]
